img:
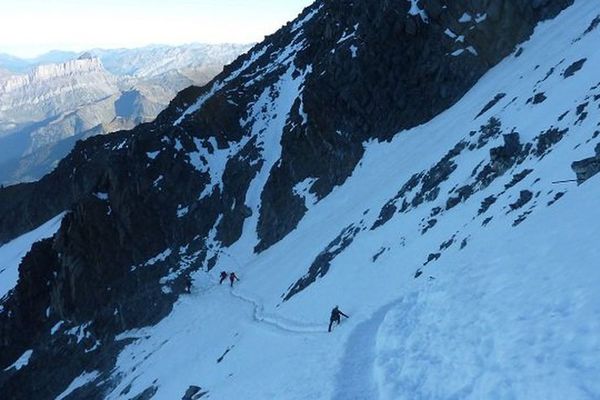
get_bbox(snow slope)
[373,181,600,399]
[0,213,65,299]
[94,2,600,399]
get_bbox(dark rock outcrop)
[477,93,507,118]
[572,143,600,183]
[284,224,362,300]
[563,58,587,78]
[534,127,568,157]
[509,190,534,210]
[490,132,522,174]
[182,385,208,400]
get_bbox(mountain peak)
[77,51,95,60]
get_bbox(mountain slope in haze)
[0,44,252,79]
[0,54,31,74]
[3,0,600,399]
[0,50,78,73]
[93,43,252,81]
[0,44,251,185]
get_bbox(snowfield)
[96,1,600,399]
[0,213,65,299]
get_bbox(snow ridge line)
[229,289,328,334]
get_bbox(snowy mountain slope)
[1,0,597,399]
[95,3,600,398]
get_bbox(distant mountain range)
[0,44,252,185]
[0,43,251,77]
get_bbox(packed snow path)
[330,300,401,400]
[230,288,328,335]
[201,272,329,335]
[107,275,337,400]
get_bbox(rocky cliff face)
[0,57,118,121]
[0,0,577,398]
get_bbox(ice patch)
[93,192,108,200]
[476,13,488,23]
[291,4,323,33]
[0,212,65,298]
[3,349,33,371]
[55,371,100,400]
[177,205,189,218]
[85,340,101,353]
[153,175,164,188]
[146,151,160,160]
[407,0,428,22]
[114,140,127,150]
[65,322,91,344]
[293,178,318,208]
[189,137,249,199]
[459,12,473,23]
[174,139,183,151]
[51,321,64,335]
[337,31,356,44]
[444,29,457,39]
[145,248,173,266]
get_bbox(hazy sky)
[0,0,314,58]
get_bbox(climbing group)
[220,271,239,287]
[185,270,349,334]
[182,270,240,294]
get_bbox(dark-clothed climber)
[229,272,240,287]
[219,271,228,284]
[328,306,349,332]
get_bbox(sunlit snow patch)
[0,212,65,298]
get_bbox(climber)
[219,271,228,284]
[328,305,349,332]
[229,272,240,287]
